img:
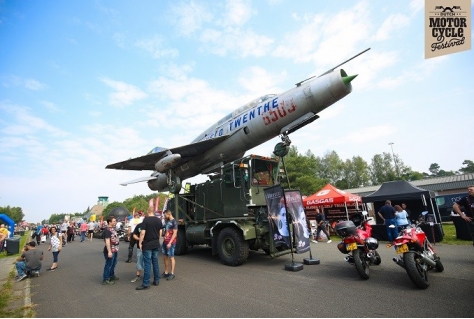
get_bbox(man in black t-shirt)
[102,216,119,285]
[377,200,398,242]
[453,185,474,246]
[136,207,163,290]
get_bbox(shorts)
[162,242,176,258]
[88,230,94,234]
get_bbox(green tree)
[338,156,370,189]
[0,206,25,223]
[318,150,344,184]
[369,152,396,184]
[277,146,327,195]
[429,163,440,176]
[460,160,474,173]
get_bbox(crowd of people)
[13,208,179,291]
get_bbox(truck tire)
[174,228,187,256]
[217,227,249,266]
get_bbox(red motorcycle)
[336,212,381,279]
[390,212,444,289]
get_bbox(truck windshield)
[251,159,275,186]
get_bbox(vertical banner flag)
[264,185,291,249]
[285,190,311,254]
[425,0,471,58]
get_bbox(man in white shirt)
[126,211,144,263]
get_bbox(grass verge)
[0,270,35,318]
[441,223,472,245]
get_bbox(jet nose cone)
[342,74,358,85]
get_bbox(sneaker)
[102,280,115,285]
[33,271,40,277]
[327,240,332,244]
[161,272,169,278]
[152,281,159,286]
[17,274,27,282]
[167,274,175,281]
[131,276,140,283]
[311,240,318,243]
[47,267,56,271]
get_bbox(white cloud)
[0,101,67,137]
[199,27,273,57]
[237,66,286,95]
[135,35,179,59]
[219,0,254,27]
[169,0,213,36]
[100,77,148,107]
[373,14,411,41]
[1,75,46,90]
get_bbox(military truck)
[168,154,293,266]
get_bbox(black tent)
[362,180,443,242]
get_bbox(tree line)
[277,146,473,197]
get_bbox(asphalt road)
[31,237,473,318]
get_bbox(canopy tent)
[362,180,441,224]
[303,184,362,220]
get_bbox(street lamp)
[388,142,399,177]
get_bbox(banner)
[285,190,310,254]
[425,0,471,58]
[264,185,290,249]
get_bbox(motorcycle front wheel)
[353,248,370,280]
[403,251,430,289]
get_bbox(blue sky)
[1,0,473,223]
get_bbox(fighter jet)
[106,48,370,193]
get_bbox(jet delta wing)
[106,135,229,171]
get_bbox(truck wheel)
[217,227,249,266]
[174,228,187,256]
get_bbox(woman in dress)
[47,226,62,271]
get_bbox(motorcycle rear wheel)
[403,251,430,289]
[353,248,370,280]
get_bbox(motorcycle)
[117,227,126,241]
[335,211,381,279]
[390,211,444,289]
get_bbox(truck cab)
[169,154,292,266]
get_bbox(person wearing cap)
[15,241,43,281]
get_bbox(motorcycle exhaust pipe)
[420,253,437,267]
[393,257,405,268]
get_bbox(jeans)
[385,218,399,242]
[102,251,118,282]
[52,251,60,262]
[142,248,160,287]
[16,261,41,277]
[80,231,86,242]
[136,248,144,271]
